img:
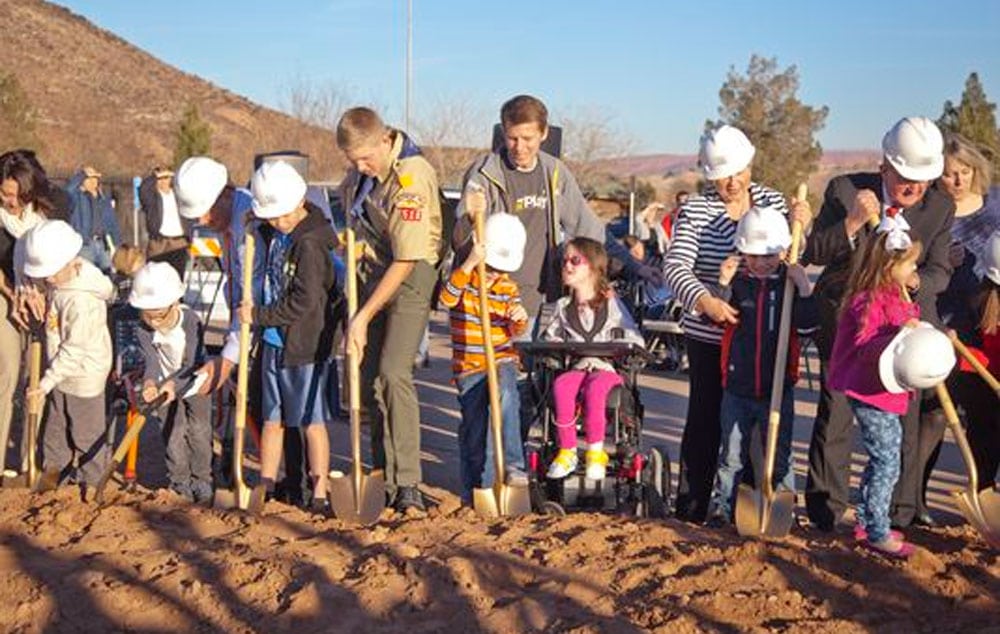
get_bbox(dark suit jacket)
[139,175,192,241]
[803,172,955,357]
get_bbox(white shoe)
[546,449,578,479]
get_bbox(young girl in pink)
[828,218,922,558]
[541,237,644,480]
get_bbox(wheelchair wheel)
[641,446,672,519]
[540,500,566,516]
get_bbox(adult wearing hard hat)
[662,124,808,523]
[803,117,955,531]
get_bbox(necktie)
[886,205,901,218]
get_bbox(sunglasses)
[563,254,587,267]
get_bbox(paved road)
[325,311,978,524]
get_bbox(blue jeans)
[848,398,903,543]
[456,361,525,503]
[710,387,796,519]
[79,237,112,273]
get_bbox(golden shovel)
[213,232,258,513]
[936,382,1000,547]
[328,227,385,525]
[471,207,531,518]
[1,337,46,490]
[735,184,806,538]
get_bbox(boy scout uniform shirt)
[352,131,442,278]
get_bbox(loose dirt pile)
[0,483,996,633]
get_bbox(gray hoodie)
[39,259,114,397]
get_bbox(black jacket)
[719,267,819,399]
[139,175,193,241]
[252,204,340,366]
[803,173,954,357]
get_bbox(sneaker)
[191,481,214,505]
[394,485,426,512]
[853,523,903,542]
[706,508,731,528]
[546,449,578,479]
[863,537,917,560]
[584,449,609,480]
[506,471,529,487]
[169,482,194,502]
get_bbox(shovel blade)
[954,490,1000,548]
[735,483,764,536]
[473,486,500,519]
[329,472,385,525]
[761,491,796,538]
[501,483,532,517]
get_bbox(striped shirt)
[663,182,788,344]
[438,267,529,378]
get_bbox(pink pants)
[552,369,624,449]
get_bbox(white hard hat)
[484,213,527,272]
[979,230,1000,285]
[735,205,791,255]
[22,220,83,278]
[129,262,185,310]
[175,157,228,220]
[879,323,956,393]
[251,160,307,220]
[882,117,944,182]
[699,125,756,181]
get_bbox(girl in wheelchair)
[541,237,644,480]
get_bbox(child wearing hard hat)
[828,217,955,559]
[438,212,530,504]
[706,205,818,527]
[129,262,213,503]
[237,161,339,513]
[23,220,114,500]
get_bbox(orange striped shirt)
[438,267,528,378]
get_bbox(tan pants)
[0,294,22,473]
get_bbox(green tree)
[710,55,828,198]
[173,103,212,167]
[938,72,1000,175]
[0,72,40,150]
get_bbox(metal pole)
[628,175,636,235]
[405,0,412,133]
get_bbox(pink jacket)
[828,287,919,414]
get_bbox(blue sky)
[59,1,1000,154]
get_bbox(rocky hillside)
[0,0,344,182]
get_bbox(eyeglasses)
[563,254,587,267]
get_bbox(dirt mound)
[0,483,996,633]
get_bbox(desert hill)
[0,0,344,182]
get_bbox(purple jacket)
[828,287,919,414]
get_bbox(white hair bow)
[877,214,912,251]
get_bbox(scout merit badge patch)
[396,191,423,222]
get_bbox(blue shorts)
[260,344,334,427]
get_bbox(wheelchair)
[516,340,671,518]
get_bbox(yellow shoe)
[546,449,578,479]
[585,449,609,480]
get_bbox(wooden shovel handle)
[475,210,506,482]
